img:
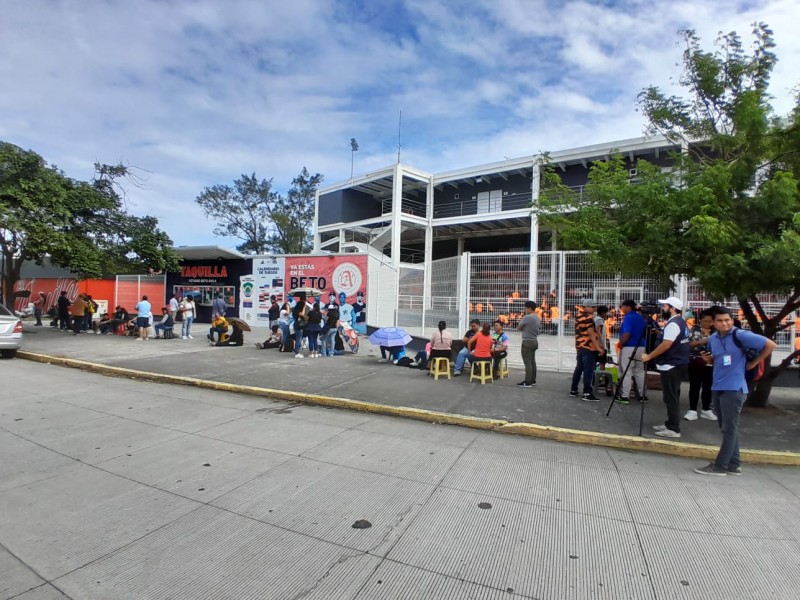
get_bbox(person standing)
[517,300,540,388]
[570,300,600,401]
[278,302,292,352]
[70,294,86,335]
[57,291,71,331]
[321,305,340,357]
[616,300,647,403]
[33,292,46,326]
[694,307,776,476]
[212,293,227,319]
[180,294,195,339]
[168,293,180,324]
[267,295,280,327]
[305,302,323,358]
[686,310,717,421]
[135,295,152,341]
[292,298,309,358]
[643,297,691,438]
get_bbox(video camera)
[637,302,661,317]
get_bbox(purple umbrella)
[368,327,412,347]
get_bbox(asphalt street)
[2,359,800,599]
[15,325,800,453]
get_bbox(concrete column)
[529,159,540,302]
[391,164,403,270]
[313,189,321,252]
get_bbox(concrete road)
[2,360,800,600]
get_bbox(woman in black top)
[305,303,323,358]
[292,300,309,358]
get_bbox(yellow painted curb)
[19,351,800,466]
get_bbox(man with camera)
[616,299,647,403]
[642,297,691,438]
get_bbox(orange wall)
[13,277,164,314]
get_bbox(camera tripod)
[605,323,653,437]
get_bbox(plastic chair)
[496,357,510,379]
[470,360,493,384]
[430,357,451,380]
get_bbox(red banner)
[284,255,367,304]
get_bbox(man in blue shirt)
[694,307,775,476]
[617,299,647,403]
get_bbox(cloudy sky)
[2,0,798,248]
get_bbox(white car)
[0,303,23,358]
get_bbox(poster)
[252,257,285,325]
[239,275,256,325]
[285,255,368,329]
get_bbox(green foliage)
[0,142,180,306]
[536,24,800,404]
[195,168,323,255]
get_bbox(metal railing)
[432,192,531,218]
[381,196,427,218]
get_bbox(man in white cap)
[642,296,691,438]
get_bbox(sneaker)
[616,397,630,405]
[725,466,742,476]
[187,335,194,339]
[517,381,532,388]
[640,395,649,404]
[652,424,667,431]
[654,429,681,438]
[453,371,462,377]
[531,381,537,386]
[135,337,143,341]
[295,354,304,359]
[255,343,263,349]
[694,463,727,476]
[684,410,698,421]
[700,409,717,421]
[181,336,187,340]
[582,393,600,402]
[569,390,579,397]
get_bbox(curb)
[19,351,800,466]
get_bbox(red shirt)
[472,333,494,358]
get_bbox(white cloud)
[1,0,797,247]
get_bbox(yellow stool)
[431,357,451,380]
[497,357,510,379]
[470,360,494,384]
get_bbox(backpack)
[731,329,764,382]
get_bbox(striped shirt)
[574,313,596,351]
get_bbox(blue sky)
[2,0,798,248]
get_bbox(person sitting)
[208,314,229,343]
[108,306,130,332]
[255,325,283,350]
[154,307,175,339]
[428,320,453,375]
[466,322,494,376]
[453,319,481,376]
[491,320,510,378]
[379,345,405,363]
[94,313,113,334]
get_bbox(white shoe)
[700,409,717,420]
[136,337,143,341]
[652,424,667,431]
[654,429,681,438]
[181,336,187,340]
[684,410,698,421]
[377,358,388,363]
[295,354,304,359]
[187,335,194,339]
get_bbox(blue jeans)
[279,323,290,347]
[307,330,319,352]
[571,348,598,394]
[453,347,470,373]
[295,329,305,353]
[321,329,337,356]
[181,316,193,337]
[713,391,744,470]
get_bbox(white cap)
[657,296,684,310]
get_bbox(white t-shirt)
[180,299,195,319]
[169,297,179,313]
[656,319,681,371]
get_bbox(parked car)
[0,303,23,358]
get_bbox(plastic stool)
[496,357,510,379]
[593,368,614,397]
[115,324,127,336]
[470,360,494,384]
[430,357,451,380]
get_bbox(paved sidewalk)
[2,360,800,600]
[16,325,800,453]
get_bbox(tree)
[195,168,323,255]
[266,167,323,254]
[0,142,180,307]
[536,24,800,407]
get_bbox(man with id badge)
[694,307,776,476]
